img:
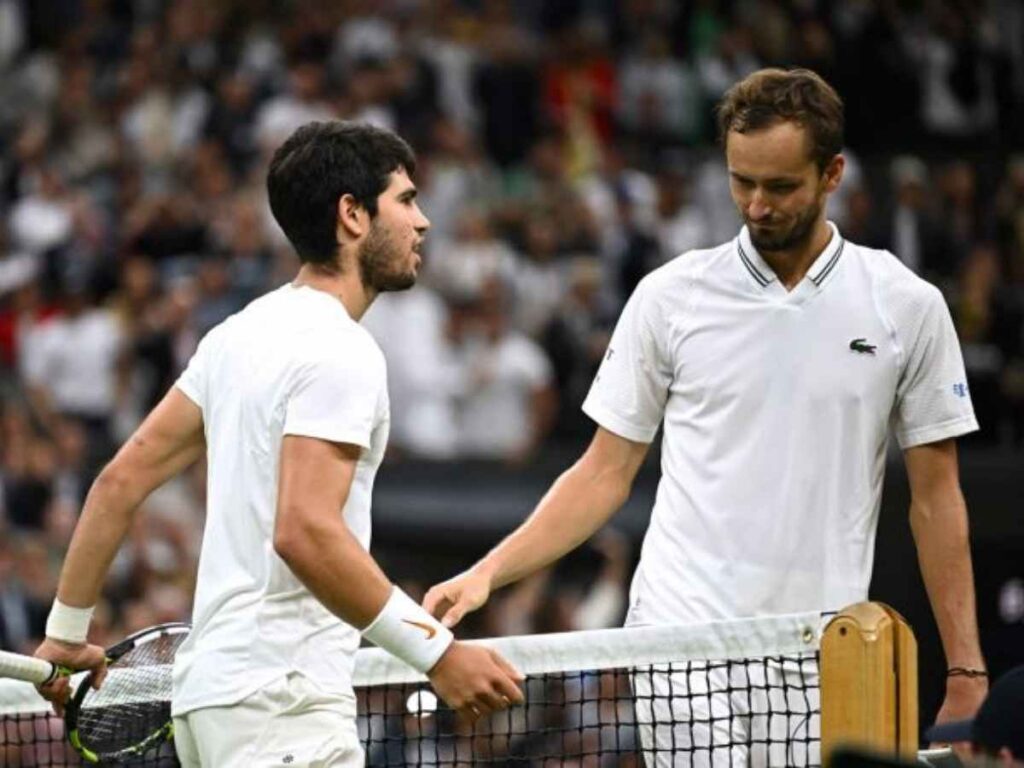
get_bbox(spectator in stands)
[0,534,48,653]
[7,164,74,257]
[217,195,274,306]
[426,207,517,302]
[510,211,571,339]
[954,244,1009,444]
[415,117,499,245]
[995,156,1024,283]
[653,159,710,264]
[617,31,703,148]
[939,160,988,272]
[362,285,462,460]
[473,17,542,168]
[451,278,556,463]
[254,56,334,152]
[203,71,259,175]
[542,257,613,441]
[884,157,948,278]
[19,281,124,470]
[918,2,999,147]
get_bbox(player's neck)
[293,262,377,320]
[758,218,833,291]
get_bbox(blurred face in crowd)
[355,167,430,293]
[726,120,843,253]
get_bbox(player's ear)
[822,154,844,193]
[337,193,368,240]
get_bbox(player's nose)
[748,192,772,220]
[414,204,431,233]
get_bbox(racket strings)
[77,632,185,756]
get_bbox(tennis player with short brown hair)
[33,121,524,767]
[427,68,987,765]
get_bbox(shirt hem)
[171,669,357,718]
[896,415,979,449]
[282,422,372,449]
[581,401,658,444]
[174,381,201,408]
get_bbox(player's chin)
[376,270,418,293]
[750,229,793,252]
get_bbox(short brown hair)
[716,68,844,171]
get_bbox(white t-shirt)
[583,223,978,626]
[171,284,390,716]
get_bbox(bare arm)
[905,439,987,722]
[272,435,392,628]
[57,387,206,608]
[483,427,647,589]
[35,387,204,710]
[273,435,524,717]
[425,427,648,626]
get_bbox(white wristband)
[45,598,95,644]
[362,587,454,674]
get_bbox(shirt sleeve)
[582,277,672,443]
[892,287,979,448]
[283,339,385,450]
[174,333,211,410]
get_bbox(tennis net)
[0,611,824,766]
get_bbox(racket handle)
[0,650,63,685]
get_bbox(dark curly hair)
[716,68,844,171]
[267,121,416,266]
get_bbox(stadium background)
[0,0,1021,738]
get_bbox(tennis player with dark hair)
[33,120,523,767]
[426,68,987,765]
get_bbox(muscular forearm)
[477,455,632,591]
[274,513,392,629]
[57,470,148,607]
[911,491,985,669]
[56,389,205,612]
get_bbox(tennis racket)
[0,647,72,685]
[0,622,190,764]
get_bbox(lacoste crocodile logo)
[849,338,876,355]
[402,619,437,639]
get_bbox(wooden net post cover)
[821,602,918,765]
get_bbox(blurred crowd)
[1,0,1023,657]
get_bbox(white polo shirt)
[583,223,978,626]
[170,284,390,716]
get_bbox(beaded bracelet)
[947,667,988,678]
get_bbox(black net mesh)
[0,651,820,767]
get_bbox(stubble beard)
[747,197,823,253]
[358,220,417,293]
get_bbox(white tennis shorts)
[173,673,363,768]
[633,657,820,768]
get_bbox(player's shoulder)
[844,240,945,309]
[253,284,386,366]
[636,241,731,299]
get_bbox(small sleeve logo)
[952,382,969,398]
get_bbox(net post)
[820,602,918,764]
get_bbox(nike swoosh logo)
[402,619,437,639]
